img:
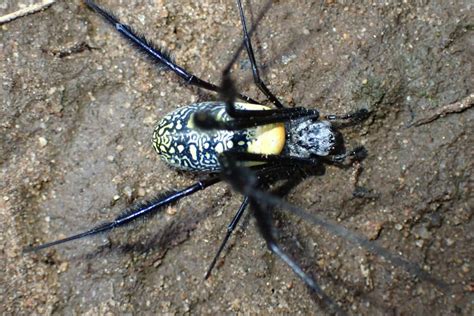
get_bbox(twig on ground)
[410,93,474,127]
[0,0,56,25]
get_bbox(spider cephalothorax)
[285,118,337,157]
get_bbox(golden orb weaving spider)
[24,1,448,314]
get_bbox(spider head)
[287,119,340,158]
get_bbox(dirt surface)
[1,0,472,315]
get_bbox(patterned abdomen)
[152,102,285,172]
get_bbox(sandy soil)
[1,0,472,314]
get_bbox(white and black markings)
[153,102,286,172]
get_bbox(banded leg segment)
[84,0,258,104]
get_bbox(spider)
[25,0,447,313]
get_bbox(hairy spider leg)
[195,0,364,281]
[205,154,328,280]
[192,1,370,130]
[193,105,319,130]
[252,197,345,315]
[191,11,322,130]
[217,151,345,315]
[24,177,221,252]
[217,151,450,313]
[323,108,371,125]
[23,162,295,255]
[236,0,285,109]
[84,0,258,104]
[204,196,249,279]
[248,176,450,293]
[203,152,325,280]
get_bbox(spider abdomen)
[152,102,286,172]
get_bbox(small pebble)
[58,262,69,273]
[123,186,133,198]
[137,187,146,197]
[38,137,48,147]
[445,238,455,246]
[281,54,297,65]
[364,220,383,240]
[412,225,432,239]
[166,206,177,215]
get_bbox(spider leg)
[194,106,318,130]
[225,151,323,167]
[224,154,449,292]
[204,196,249,279]
[251,198,345,315]
[218,151,449,310]
[236,0,284,109]
[248,186,450,293]
[190,3,321,129]
[324,146,368,166]
[323,108,370,124]
[213,0,276,119]
[24,176,221,253]
[193,73,320,130]
[205,162,308,279]
[84,0,257,104]
[218,153,345,315]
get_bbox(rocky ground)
[1,0,472,314]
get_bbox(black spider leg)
[204,196,249,279]
[236,0,284,109]
[251,194,345,316]
[216,150,367,175]
[220,151,450,293]
[324,146,368,165]
[84,0,258,104]
[219,0,277,119]
[24,176,221,253]
[204,161,307,279]
[218,152,346,315]
[192,1,320,129]
[218,151,450,313]
[194,105,319,130]
[247,183,451,293]
[323,108,370,126]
